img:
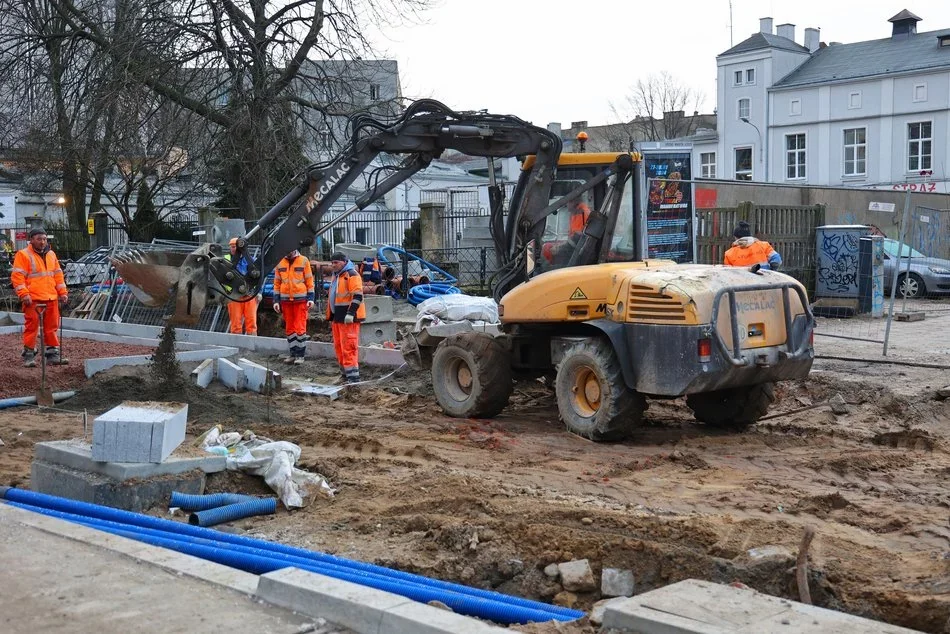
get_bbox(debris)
[543,563,560,579]
[747,545,794,560]
[937,386,950,400]
[797,526,817,605]
[427,600,452,612]
[581,517,594,525]
[590,597,629,626]
[829,393,850,415]
[601,568,635,597]
[558,559,596,592]
[552,591,578,609]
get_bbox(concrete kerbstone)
[191,358,215,388]
[91,402,188,463]
[379,601,509,634]
[36,440,226,479]
[84,346,239,378]
[216,358,246,391]
[237,358,280,394]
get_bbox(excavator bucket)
[111,245,214,326]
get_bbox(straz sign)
[892,182,937,192]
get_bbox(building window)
[843,128,867,176]
[734,70,743,85]
[332,227,346,246]
[913,83,927,102]
[746,68,756,84]
[737,98,750,119]
[369,84,381,100]
[785,133,806,180]
[789,99,802,116]
[355,227,369,244]
[735,147,753,181]
[700,152,716,178]
[907,122,932,171]
[848,91,862,109]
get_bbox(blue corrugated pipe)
[0,488,581,621]
[169,491,258,511]
[7,501,572,625]
[189,498,277,527]
[377,246,458,285]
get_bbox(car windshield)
[883,240,925,258]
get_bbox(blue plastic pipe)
[407,283,463,306]
[377,245,458,285]
[0,391,76,410]
[169,491,258,511]
[188,498,277,527]
[0,489,581,621]
[7,504,568,625]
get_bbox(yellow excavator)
[113,100,814,439]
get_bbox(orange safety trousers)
[282,300,309,358]
[23,300,60,350]
[227,298,258,335]
[331,321,360,380]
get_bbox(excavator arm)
[114,99,628,324]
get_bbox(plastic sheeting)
[414,295,499,331]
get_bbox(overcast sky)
[367,1,950,127]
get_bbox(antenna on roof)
[728,0,734,46]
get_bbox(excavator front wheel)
[686,383,775,430]
[555,338,646,441]
[431,333,512,418]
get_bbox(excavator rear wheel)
[431,333,513,419]
[686,383,775,429]
[554,338,646,441]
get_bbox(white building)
[694,9,950,193]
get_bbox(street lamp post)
[740,117,764,181]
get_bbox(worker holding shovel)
[11,227,68,367]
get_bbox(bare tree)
[621,72,705,142]
[42,0,431,220]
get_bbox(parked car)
[882,239,950,299]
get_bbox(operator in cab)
[724,221,782,270]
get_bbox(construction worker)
[272,249,314,364]
[224,237,260,335]
[568,199,592,238]
[327,251,366,384]
[11,227,68,367]
[724,221,783,270]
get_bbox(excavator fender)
[562,320,638,391]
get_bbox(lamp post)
[740,117,764,180]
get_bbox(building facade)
[695,9,950,194]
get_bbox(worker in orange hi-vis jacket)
[272,249,314,365]
[224,237,260,335]
[11,227,69,367]
[327,251,366,384]
[724,221,783,270]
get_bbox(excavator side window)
[538,169,598,273]
[605,181,636,262]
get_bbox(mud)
[1,343,949,632]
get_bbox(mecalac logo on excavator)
[306,163,352,211]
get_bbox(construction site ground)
[0,301,948,633]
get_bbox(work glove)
[306,300,314,310]
[273,302,281,313]
[255,294,262,303]
[21,296,32,307]
[344,314,355,325]
[59,295,69,306]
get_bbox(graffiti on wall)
[817,231,862,295]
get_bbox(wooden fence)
[696,201,826,294]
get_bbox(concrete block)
[191,358,215,388]
[237,358,280,394]
[558,559,596,592]
[35,440,225,480]
[363,295,394,323]
[256,567,407,634]
[380,601,509,633]
[91,402,188,463]
[601,568,635,597]
[216,358,246,391]
[359,321,397,347]
[84,346,239,378]
[601,579,921,633]
[30,460,205,512]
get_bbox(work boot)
[292,357,305,365]
[282,355,295,364]
[346,374,361,385]
[22,347,36,368]
[45,347,61,364]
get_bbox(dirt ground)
[0,320,949,632]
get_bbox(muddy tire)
[554,338,646,441]
[431,333,512,418]
[686,383,775,429]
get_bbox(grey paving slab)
[36,440,226,480]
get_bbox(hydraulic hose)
[407,283,462,306]
[188,498,277,527]
[1,489,581,621]
[7,501,574,625]
[169,492,258,511]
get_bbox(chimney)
[760,17,773,34]
[888,9,921,38]
[547,122,562,136]
[777,23,795,42]
[804,27,820,53]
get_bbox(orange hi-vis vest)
[273,254,314,301]
[568,203,591,236]
[724,240,778,267]
[327,268,367,321]
[11,246,67,301]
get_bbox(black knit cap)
[330,251,348,262]
[29,227,47,238]
[733,221,752,239]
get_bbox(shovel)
[35,303,54,407]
